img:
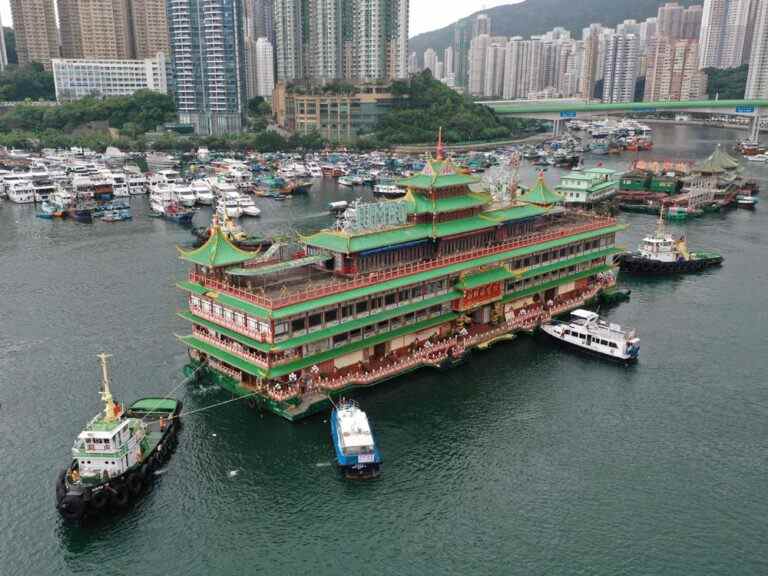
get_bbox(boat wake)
[188,384,221,397]
[314,462,333,468]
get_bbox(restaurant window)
[385,293,396,306]
[308,313,322,328]
[356,300,368,314]
[291,317,306,332]
[324,309,338,323]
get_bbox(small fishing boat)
[618,210,723,274]
[101,208,132,222]
[331,400,382,479]
[55,354,181,522]
[338,176,355,187]
[36,200,65,219]
[373,179,406,198]
[328,200,349,214]
[238,195,262,217]
[541,309,640,363]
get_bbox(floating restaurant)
[177,152,625,420]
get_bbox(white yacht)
[106,171,130,197]
[238,194,262,217]
[7,180,36,203]
[191,180,214,205]
[217,191,243,218]
[175,184,197,208]
[542,309,640,363]
[373,181,406,198]
[127,173,148,195]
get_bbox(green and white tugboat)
[55,354,182,522]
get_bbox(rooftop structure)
[178,146,624,420]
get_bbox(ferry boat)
[618,212,723,275]
[556,168,618,206]
[541,309,640,363]
[177,138,625,421]
[331,400,382,479]
[55,354,181,522]
[373,180,406,197]
[238,195,262,217]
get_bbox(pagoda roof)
[406,190,491,214]
[303,203,548,255]
[518,176,564,206]
[397,158,480,190]
[178,226,258,268]
[694,144,740,173]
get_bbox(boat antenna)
[97,352,119,421]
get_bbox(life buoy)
[90,490,108,510]
[127,473,143,496]
[110,485,130,508]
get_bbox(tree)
[704,65,748,100]
[0,63,55,101]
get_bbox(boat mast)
[97,352,119,421]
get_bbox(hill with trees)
[409,0,699,63]
[704,65,749,100]
[369,71,542,146]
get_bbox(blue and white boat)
[331,400,382,479]
[541,309,640,363]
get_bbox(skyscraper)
[273,0,304,81]
[0,12,7,71]
[468,34,490,96]
[254,37,276,97]
[601,33,639,103]
[483,37,507,98]
[10,0,59,70]
[423,48,439,77]
[166,0,247,135]
[443,46,454,79]
[473,14,491,37]
[452,21,471,88]
[308,0,344,80]
[657,3,685,39]
[351,0,408,81]
[682,5,704,39]
[131,0,171,58]
[645,38,706,100]
[698,0,754,69]
[580,24,603,99]
[745,0,768,98]
[58,0,135,60]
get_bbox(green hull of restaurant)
[177,158,625,420]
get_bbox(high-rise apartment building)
[254,37,276,98]
[0,12,7,71]
[745,0,768,98]
[423,48,439,77]
[468,34,490,96]
[10,0,59,70]
[443,46,454,79]
[131,0,170,58]
[645,38,706,100]
[58,0,135,60]
[698,0,754,69]
[452,21,471,88]
[166,0,247,135]
[579,24,603,99]
[408,51,419,74]
[273,0,304,81]
[658,3,685,39]
[307,0,344,80]
[682,5,704,39]
[601,33,639,103]
[473,14,491,37]
[352,0,408,81]
[483,37,507,98]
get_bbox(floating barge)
[177,154,625,421]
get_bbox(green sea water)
[0,124,767,575]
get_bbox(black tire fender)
[90,489,108,510]
[110,485,130,508]
[127,473,143,496]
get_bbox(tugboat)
[618,210,723,275]
[541,309,640,364]
[331,400,382,479]
[55,354,182,522]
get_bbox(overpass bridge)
[485,99,768,139]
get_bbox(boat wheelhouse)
[177,154,625,421]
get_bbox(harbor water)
[1,124,767,575]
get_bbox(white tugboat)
[542,309,640,363]
[55,354,181,522]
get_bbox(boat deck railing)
[189,214,617,312]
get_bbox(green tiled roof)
[179,335,267,378]
[396,159,481,190]
[178,226,258,268]
[407,191,491,214]
[518,177,564,206]
[303,203,550,255]
[180,224,625,320]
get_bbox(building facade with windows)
[52,53,169,102]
